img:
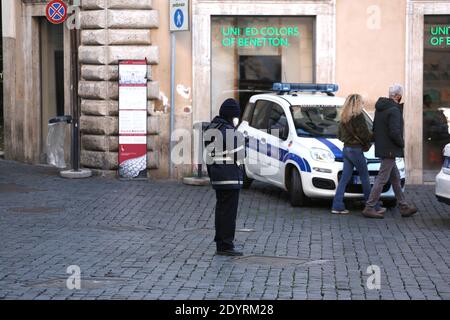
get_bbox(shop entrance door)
[238,55,281,114]
[423,16,450,181]
[40,19,65,162]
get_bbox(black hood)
[375,97,398,112]
[211,116,231,126]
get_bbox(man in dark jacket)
[362,85,418,218]
[205,98,245,256]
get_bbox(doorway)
[39,19,65,162]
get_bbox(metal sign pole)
[169,32,176,179]
[169,0,189,179]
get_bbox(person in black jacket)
[205,99,245,256]
[362,85,418,219]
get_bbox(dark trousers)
[366,158,408,208]
[214,189,240,251]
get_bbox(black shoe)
[216,249,243,256]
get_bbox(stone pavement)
[0,159,449,300]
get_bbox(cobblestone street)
[0,160,449,300]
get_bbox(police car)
[238,83,406,207]
[436,143,450,205]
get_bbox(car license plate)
[353,176,376,184]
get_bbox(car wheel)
[382,198,397,208]
[242,166,253,189]
[289,168,308,207]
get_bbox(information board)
[118,60,148,179]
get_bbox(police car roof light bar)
[272,83,339,95]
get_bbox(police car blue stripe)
[316,138,343,160]
[303,158,311,172]
[245,138,311,173]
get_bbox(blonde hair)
[341,94,364,123]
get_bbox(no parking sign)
[46,0,68,25]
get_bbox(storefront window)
[423,16,450,181]
[211,16,315,116]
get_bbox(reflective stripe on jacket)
[205,116,244,190]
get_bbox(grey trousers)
[366,158,408,208]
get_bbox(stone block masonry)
[79,0,160,174]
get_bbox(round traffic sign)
[46,0,68,25]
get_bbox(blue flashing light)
[272,83,339,94]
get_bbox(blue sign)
[170,0,189,32]
[174,9,184,29]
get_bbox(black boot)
[216,248,243,256]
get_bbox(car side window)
[242,102,255,123]
[250,100,272,130]
[268,104,289,140]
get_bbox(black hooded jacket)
[205,116,244,190]
[373,97,405,158]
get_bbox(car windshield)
[290,105,372,138]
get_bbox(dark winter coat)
[373,97,405,158]
[205,116,244,190]
[338,113,373,148]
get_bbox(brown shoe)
[399,205,418,217]
[362,207,384,219]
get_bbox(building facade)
[2,0,450,184]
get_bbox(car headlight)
[310,148,335,163]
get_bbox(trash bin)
[47,115,72,169]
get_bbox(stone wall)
[79,0,161,174]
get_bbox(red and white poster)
[118,60,148,179]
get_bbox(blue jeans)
[332,147,375,211]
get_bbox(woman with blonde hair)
[332,94,385,217]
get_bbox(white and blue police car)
[238,83,406,207]
[436,143,450,205]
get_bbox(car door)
[264,103,291,186]
[243,99,272,181]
